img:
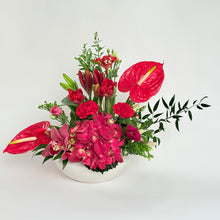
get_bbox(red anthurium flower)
[3,121,51,154]
[118,61,164,103]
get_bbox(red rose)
[68,89,85,104]
[98,78,117,98]
[76,101,99,119]
[113,102,135,118]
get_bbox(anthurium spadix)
[3,121,51,154]
[118,61,164,103]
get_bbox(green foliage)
[53,151,64,160]
[141,95,211,134]
[121,95,210,159]
[38,101,69,125]
[92,32,104,58]
[38,101,59,111]
[60,73,78,91]
[62,159,68,170]
[75,32,104,73]
[85,161,119,174]
[43,156,53,164]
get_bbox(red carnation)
[125,124,141,142]
[113,102,135,118]
[50,106,62,116]
[68,89,85,104]
[98,78,117,98]
[76,101,99,119]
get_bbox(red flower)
[78,70,93,95]
[42,124,69,157]
[50,106,62,116]
[93,69,105,85]
[69,112,124,170]
[76,101,99,119]
[98,78,117,98]
[3,121,51,154]
[113,102,135,118]
[125,124,141,142]
[118,61,164,103]
[68,88,85,104]
[94,55,118,70]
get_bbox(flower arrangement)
[3,33,210,174]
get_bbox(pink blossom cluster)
[42,112,124,170]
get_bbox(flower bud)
[93,84,100,97]
[133,104,140,111]
[147,141,157,148]
[139,106,146,112]
[50,115,57,120]
[78,70,93,95]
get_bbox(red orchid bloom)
[118,61,164,103]
[3,121,51,154]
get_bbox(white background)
[0,0,220,219]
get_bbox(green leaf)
[154,129,160,134]
[35,150,44,156]
[197,105,203,110]
[42,155,53,164]
[178,102,181,110]
[201,103,211,108]
[53,151,64,160]
[162,98,169,109]
[153,100,160,111]
[183,100,189,109]
[60,83,72,90]
[62,159,68,170]
[61,97,76,106]
[159,122,164,131]
[169,95,175,106]
[157,138,161,145]
[188,110,192,120]
[200,96,208,102]
[143,119,153,129]
[154,113,163,118]
[153,137,157,142]
[32,144,47,152]
[142,114,151,120]
[176,109,182,114]
[172,115,183,119]
[170,104,176,114]
[193,100,197,105]
[148,103,153,114]
[175,120,179,131]
[142,129,154,136]
[119,118,135,126]
[63,73,75,88]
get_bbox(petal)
[3,121,50,154]
[118,61,164,103]
[58,124,69,140]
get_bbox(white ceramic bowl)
[55,158,129,183]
